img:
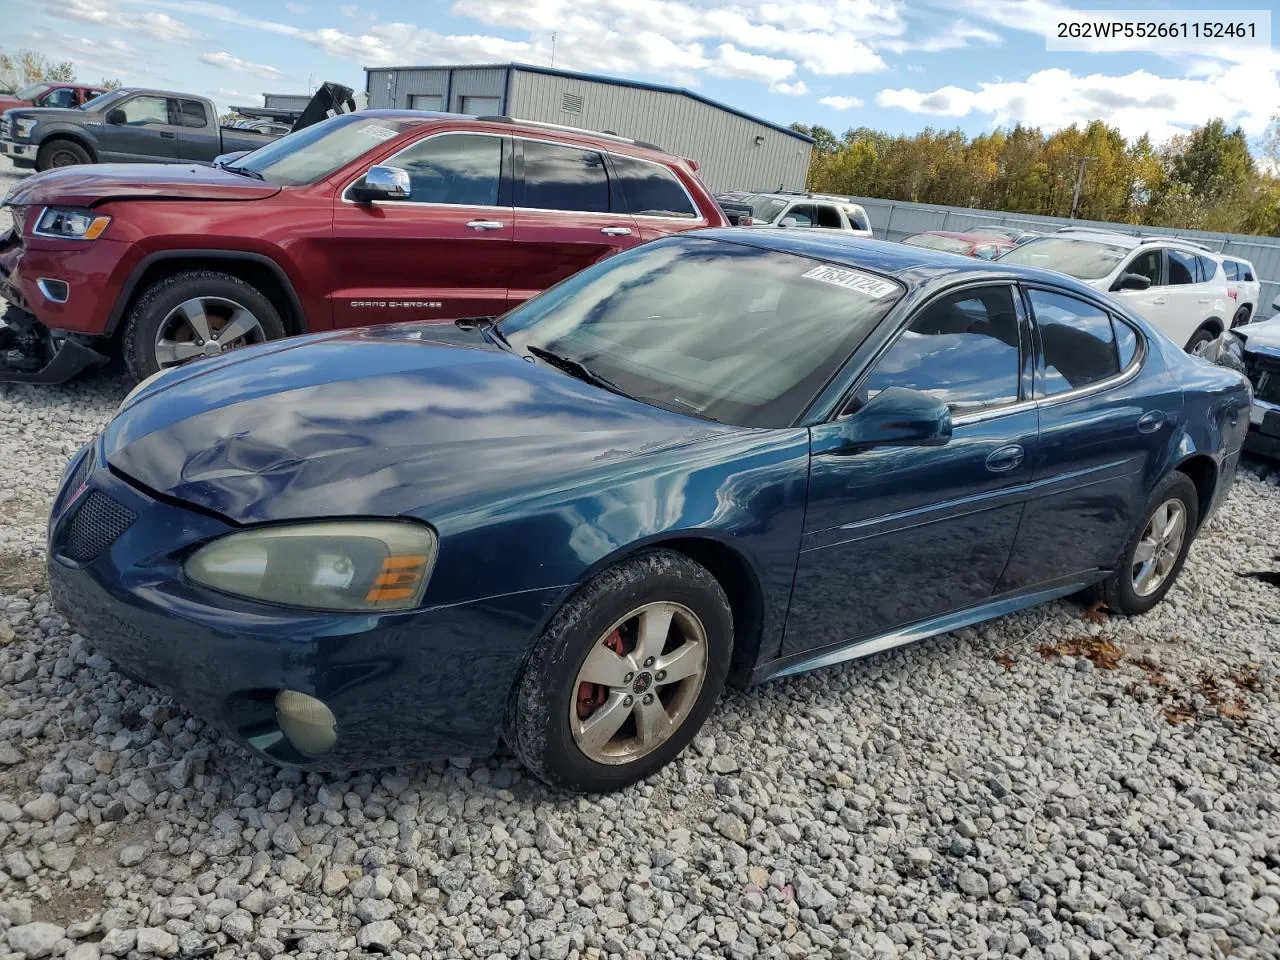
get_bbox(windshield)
[229,114,416,186]
[742,195,789,224]
[81,89,127,112]
[1000,237,1129,279]
[16,83,53,100]
[498,236,903,427]
[903,234,973,255]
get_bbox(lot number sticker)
[802,265,898,299]
[359,124,401,141]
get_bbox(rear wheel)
[1231,305,1251,328]
[121,270,285,381]
[36,139,91,171]
[1085,472,1199,616]
[504,550,733,792]
[1184,325,1218,354]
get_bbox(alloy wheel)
[154,296,266,368]
[1131,498,1187,597]
[569,601,708,765]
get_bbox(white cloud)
[710,43,797,85]
[65,0,196,41]
[199,50,283,80]
[819,95,864,109]
[877,62,1280,141]
[285,1,309,12]
[772,80,809,95]
[881,19,1000,54]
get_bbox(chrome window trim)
[339,129,706,223]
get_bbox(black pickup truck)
[0,88,279,171]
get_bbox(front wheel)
[1087,472,1199,616]
[36,138,91,171]
[504,550,733,792]
[121,270,286,381]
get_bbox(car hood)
[0,96,32,113]
[4,163,281,207]
[1239,315,1280,357]
[104,323,737,526]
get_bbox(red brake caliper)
[577,629,625,719]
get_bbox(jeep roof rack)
[475,115,665,152]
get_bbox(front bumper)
[48,440,561,769]
[1245,398,1280,459]
[0,139,37,167]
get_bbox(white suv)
[1218,255,1261,327]
[730,192,873,237]
[1001,229,1230,351]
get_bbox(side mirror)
[778,217,798,228]
[352,165,410,202]
[106,108,126,125]
[1112,272,1152,292]
[840,387,953,450]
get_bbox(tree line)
[0,49,120,96]
[790,117,1280,237]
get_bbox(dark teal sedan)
[48,231,1251,792]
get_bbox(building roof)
[364,62,814,145]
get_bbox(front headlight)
[185,521,438,612]
[34,207,112,240]
[14,118,38,139]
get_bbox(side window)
[1242,264,1255,282]
[1223,260,1238,281]
[178,100,208,128]
[1113,316,1140,369]
[43,88,76,109]
[609,154,697,218]
[1030,289,1120,395]
[845,207,869,231]
[1166,249,1197,285]
[783,204,815,227]
[388,134,503,205]
[521,140,609,213]
[1125,249,1161,286]
[117,96,171,126]
[815,205,842,228]
[1195,256,1217,283]
[860,286,1021,413]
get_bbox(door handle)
[985,444,1024,473]
[1149,296,1167,304]
[1197,297,1211,304]
[160,132,176,139]
[600,226,633,236]
[1137,411,1166,434]
[465,220,505,230]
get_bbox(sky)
[6,0,1279,151]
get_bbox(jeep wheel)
[121,270,286,381]
[36,139,91,171]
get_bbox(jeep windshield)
[16,83,54,100]
[228,114,416,186]
[1001,237,1129,280]
[741,195,790,224]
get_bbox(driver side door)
[99,95,180,162]
[1112,247,1165,325]
[781,283,1038,660]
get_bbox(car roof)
[689,228,1113,299]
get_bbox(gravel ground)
[2,156,1280,960]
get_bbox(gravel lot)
[2,157,1279,960]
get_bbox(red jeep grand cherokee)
[0,111,726,382]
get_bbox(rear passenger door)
[510,139,641,306]
[174,99,218,162]
[1163,248,1206,348]
[608,153,704,241]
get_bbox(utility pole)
[1068,154,1095,219]
[550,33,557,67]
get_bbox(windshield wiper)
[525,345,626,396]
[454,315,511,349]
[223,163,265,181]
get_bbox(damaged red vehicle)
[0,110,724,383]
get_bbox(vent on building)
[561,92,584,114]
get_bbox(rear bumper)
[48,441,561,769]
[0,139,36,167]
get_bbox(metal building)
[261,93,312,112]
[363,63,814,193]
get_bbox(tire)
[1231,305,1251,329]
[1184,325,1218,354]
[36,139,91,171]
[504,549,733,793]
[1086,472,1199,616]
[121,270,286,381]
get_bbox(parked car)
[1202,317,1280,458]
[1218,255,1260,327]
[966,226,1043,246]
[47,229,1250,791]
[1000,229,1230,352]
[0,82,107,117]
[0,111,726,384]
[722,191,873,236]
[0,88,281,171]
[901,230,1014,259]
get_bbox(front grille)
[62,447,96,505]
[61,490,136,563]
[0,115,11,141]
[1245,352,1280,405]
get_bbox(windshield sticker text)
[358,125,400,141]
[801,265,899,299]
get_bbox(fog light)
[274,690,337,757]
[37,278,69,303]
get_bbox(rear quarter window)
[610,154,698,219]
